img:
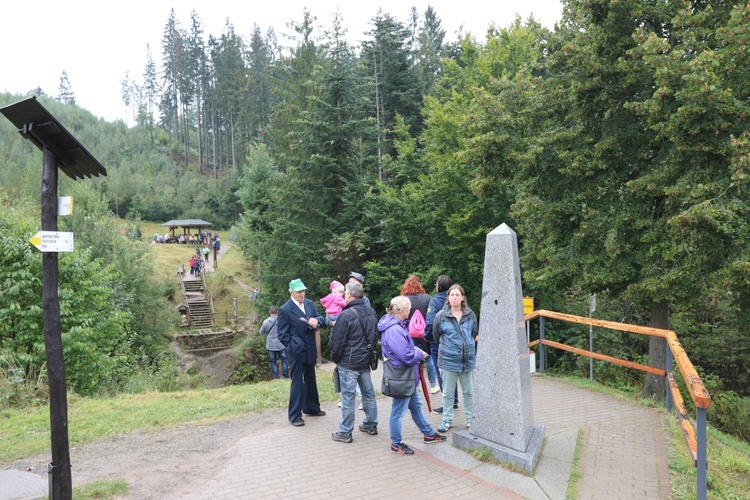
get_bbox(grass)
[72,479,128,499]
[565,429,584,500]
[0,373,339,463]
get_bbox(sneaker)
[429,385,440,394]
[453,404,459,410]
[331,432,353,443]
[431,407,443,414]
[390,442,414,455]
[424,433,448,444]
[337,401,342,407]
[358,402,363,410]
[437,422,453,433]
[359,424,378,435]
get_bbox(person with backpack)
[400,275,438,394]
[212,235,221,269]
[259,306,289,379]
[432,284,478,433]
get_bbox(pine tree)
[57,71,76,105]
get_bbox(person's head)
[288,279,307,301]
[387,296,411,320]
[269,305,279,316]
[446,284,466,310]
[400,275,425,296]
[347,271,364,285]
[345,281,364,302]
[329,280,345,294]
[436,275,452,293]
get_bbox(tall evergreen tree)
[57,70,76,105]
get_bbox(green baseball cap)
[288,279,307,292]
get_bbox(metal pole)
[696,407,708,500]
[539,317,545,374]
[42,147,72,499]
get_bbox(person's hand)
[308,318,319,329]
[421,350,429,360]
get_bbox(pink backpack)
[408,309,426,339]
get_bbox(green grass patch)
[565,429,584,500]
[72,479,128,499]
[0,373,339,463]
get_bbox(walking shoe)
[358,402,363,410]
[359,424,378,435]
[424,433,448,444]
[437,422,452,433]
[390,442,414,455]
[331,432,353,443]
[429,385,440,394]
[337,401,342,407]
[431,406,443,414]
[453,404,459,410]
[291,417,305,427]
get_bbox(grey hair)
[345,281,364,299]
[387,296,411,315]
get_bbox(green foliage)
[228,336,270,384]
[73,479,128,499]
[709,391,750,443]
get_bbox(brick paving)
[166,375,671,499]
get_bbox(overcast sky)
[1,1,563,123]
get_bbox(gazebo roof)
[161,219,213,228]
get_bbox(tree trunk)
[643,301,668,401]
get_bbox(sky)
[1,1,563,124]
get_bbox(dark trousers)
[288,356,321,421]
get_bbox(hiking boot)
[359,424,378,435]
[331,432,353,443]
[437,422,452,433]
[390,442,414,455]
[424,433,447,444]
[431,407,443,414]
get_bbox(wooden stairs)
[179,270,212,328]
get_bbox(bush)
[229,336,270,384]
[709,391,750,443]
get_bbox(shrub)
[709,391,750,443]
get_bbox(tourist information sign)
[29,231,74,252]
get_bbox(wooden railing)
[526,309,710,500]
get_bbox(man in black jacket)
[329,281,379,443]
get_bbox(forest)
[1,1,748,439]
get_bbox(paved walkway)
[1,369,672,500]
[167,370,671,499]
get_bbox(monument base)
[453,424,545,474]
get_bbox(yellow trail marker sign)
[29,231,74,252]
[523,297,534,315]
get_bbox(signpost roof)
[0,96,106,180]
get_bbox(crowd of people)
[258,271,478,456]
[154,230,215,245]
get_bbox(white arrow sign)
[29,231,74,252]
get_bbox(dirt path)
[3,406,290,499]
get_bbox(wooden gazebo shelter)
[161,219,213,239]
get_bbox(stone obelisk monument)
[453,223,544,473]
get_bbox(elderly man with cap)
[347,271,372,308]
[277,278,326,426]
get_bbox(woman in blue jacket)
[379,296,446,455]
[433,284,478,433]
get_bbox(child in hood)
[321,280,346,326]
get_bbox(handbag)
[381,359,415,398]
[333,366,341,393]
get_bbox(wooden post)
[42,147,72,499]
[315,330,322,366]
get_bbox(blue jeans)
[389,385,435,446]
[268,349,289,379]
[440,369,474,425]
[424,354,437,385]
[338,366,377,435]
